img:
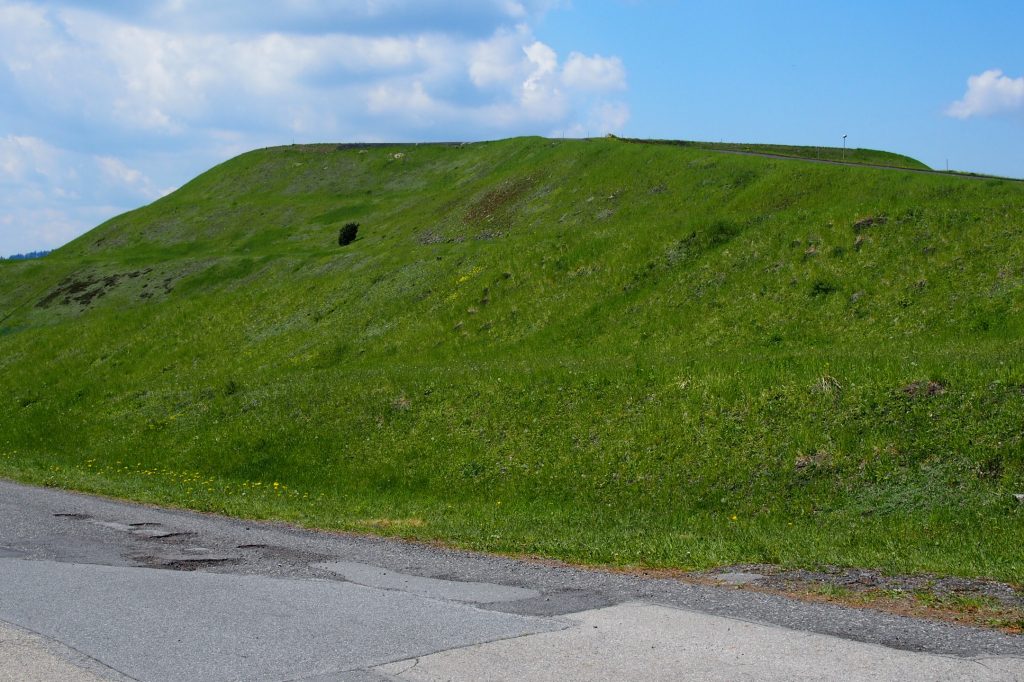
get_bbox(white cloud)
[0,2,627,135]
[1,6,468,132]
[947,69,1024,119]
[97,156,143,186]
[523,41,558,84]
[466,31,628,126]
[96,156,164,199]
[590,100,631,133]
[0,135,55,179]
[520,41,565,118]
[367,80,444,117]
[562,52,625,91]
[469,25,531,88]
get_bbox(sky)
[1,0,1022,256]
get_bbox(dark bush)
[338,222,359,246]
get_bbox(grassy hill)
[1,137,1022,582]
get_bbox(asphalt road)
[1,479,1021,681]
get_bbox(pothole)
[142,532,196,541]
[161,558,240,571]
[131,553,240,571]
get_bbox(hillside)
[1,137,1022,582]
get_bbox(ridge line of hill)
[619,137,1022,182]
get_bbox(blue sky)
[1,0,1021,255]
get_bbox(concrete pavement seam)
[0,618,139,682]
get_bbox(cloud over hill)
[947,69,1024,119]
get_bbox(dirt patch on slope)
[463,177,535,225]
[34,265,193,309]
[37,269,154,308]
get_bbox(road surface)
[1,479,1021,681]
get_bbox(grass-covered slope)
[1,137,1022,581]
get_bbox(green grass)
[811,585,855,600]
[1,136,1022,582]
[619,137,932,169]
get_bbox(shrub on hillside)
[338,222,359,246]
